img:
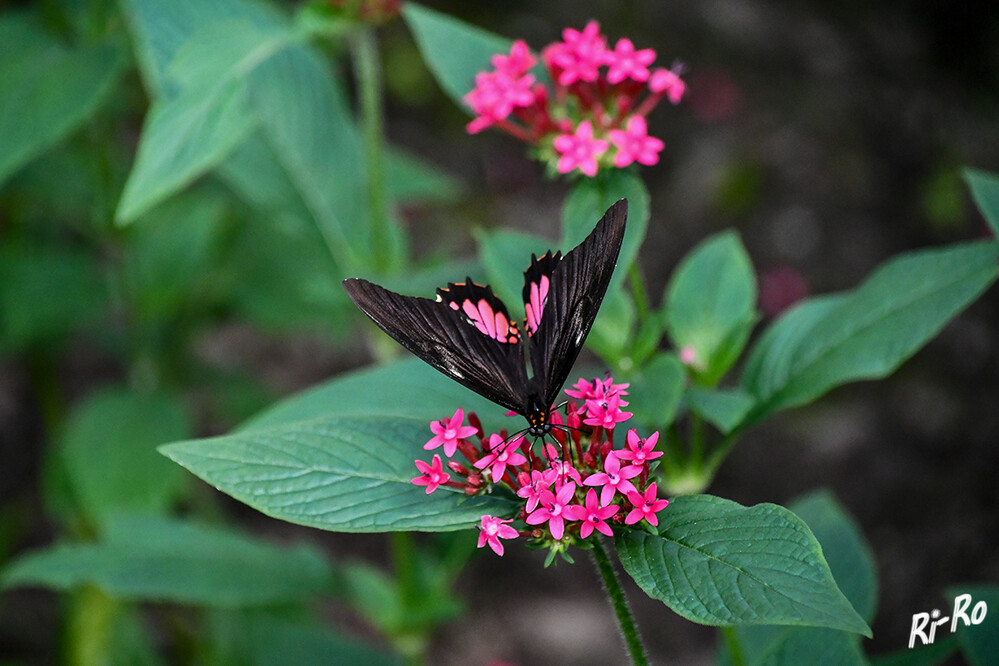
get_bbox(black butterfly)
[343,199,628,439]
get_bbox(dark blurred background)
[2,0,998,664]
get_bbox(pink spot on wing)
[526,275,550,335]
[477,299,497,338]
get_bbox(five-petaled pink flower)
[582,393,633,429]
[553,120,609,176]
[516,468,557,512]
[526,481,577,540]
[584,451,641,505]
[609,115,664,167]
[475,434,527,483]
[412,454,450,494]
[464,70,536,134]
[477,515,519,556]
[566,488,620,538]
[426,408,478,457]
[491,39,536,76]
[544,21,607,86]
[625,482,670,526]
[616,429,663,466]
[604,38,656,84]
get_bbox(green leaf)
[242,359,509,434]
[615,494,871,636]
[401,3,512,109]
[561,170,651,290]
[587,286,636,364]
[664,231,757,385]
[964,167,999,238]
[0,14,125,186]
[869,637,959,666]
[385,147,464,204]
[947,586,999,666]
[211,610,404,666]
[740,241,999,424]
[1,515,332,606]
[718,491,878,666]
[476,227,555,309]
[685,386,755,435]
[161,415,516,532]
[627,353,686,428]
[0,245,106,351]
[60,388,191,526]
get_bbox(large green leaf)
[60,388,191,526]
[1,515,332,606]
[0,14,125,186]
[241,359,508,434]
[741,241,999,424]
[401,3,512,110]
[615,494,871,636]
[685,386,755,435]
[964,167,999,238]
[626,353,686,428]
[561,170,651,291]
[664,230,757,385]
[719,491,878,666]
[161,415,515,532]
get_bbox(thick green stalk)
[590,537,649,666]
[352,25,391,273]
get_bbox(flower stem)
[628,262,650,322]
[351,25,391,273]
[590,537,649,666]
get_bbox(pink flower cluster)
[411,377,669,556]
[463,22,686,177]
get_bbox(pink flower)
[425,408,478,457]
[475,434,527,482]
[516,468,557,512]
[615,429,663,466]
[477,515,519,556]
[526,482,578,540]
[650,68,686,104]
[544,21,607,86]
[492,40,535,77]
[566,489,619,538]
[584,451,641,505]
[464,70,536,133]
[679,345,697,366]
[582,393,633,429]
[604,38,656,84]
[553,120,609,176]
[566,376,629,403]
[624,482,670,526]
[412,455,450,494]
[609,115,664,167]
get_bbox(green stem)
[628,262,650,322]
[689,412,704,468]
[703,426,744,481]
[590,538,649,666]
[720,626,745,666]
[352,25,391,273]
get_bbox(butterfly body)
[344,200,628,435]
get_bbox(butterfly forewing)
[343,278,529,413]
[528,199,628,408]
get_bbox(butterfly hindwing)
[528,199,628,408]
[343,278,529,414]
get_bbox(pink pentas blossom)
[609,115,664,167]
[477,515,519,556]
[491,40,536,77]
[474,434,527,482]
[616,430,663,466]
[584,451,641,505]
[679,345,697,366]
[426,408,478,457]
[625,482,670,526]
[565,489,619,538]
[463,70,536,133]
[525,481,577,540]
[412,454,450,494]
[516,468,557,512]
[583,393,633,429]
[604,38,656,84]
[553,120,609,176]
[544,21,607,86]
[650,68,687,104]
